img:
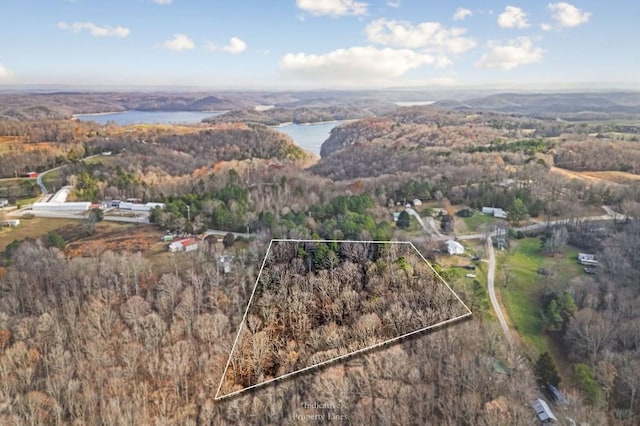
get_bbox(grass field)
[461,212,496,233]
[498,237,582,358]
[0,217,77,250]
[438,245,491,318]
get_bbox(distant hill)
[205,106,375,126]
[433,92,640,118]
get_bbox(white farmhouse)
[445,240,465,255]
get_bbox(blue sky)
[0,0,637,89]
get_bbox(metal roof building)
[532,398,557,423]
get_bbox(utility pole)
[187,205,191,222]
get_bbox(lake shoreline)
[72,110,345,157]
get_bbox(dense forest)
[219,240,470,398]
[0,238,604,424]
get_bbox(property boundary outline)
[215,239,473,400]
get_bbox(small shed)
[1,219,20,227]
[578,253,598,266]
[445,240,465,255]
[532,398,557,423]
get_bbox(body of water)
[75,110,343,156]
[392,101,435,107]
[74,110,224,125]
[273,121,343,156]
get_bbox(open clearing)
[498,238,582,358]
[0,217,76,250]
[64,223,165,257]
[551,166,640,185]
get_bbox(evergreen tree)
[397,210,411,229]
[507,197,528,224]
[535,352,561,387]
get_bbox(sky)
[0,0,637,90]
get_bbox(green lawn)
[499,239,547,355]
[498,237,582,358]
[441,259,492,318]
[462,212,496,233]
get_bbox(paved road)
[36,166,62,202]
[405,208,428,232]
[203,229,254,239]
[486,236,513,346]
[35,154,102,202]
[416,206,624,347]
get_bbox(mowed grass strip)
[499,237,583,357]
[499,238,548,355]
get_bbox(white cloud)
[208,37,247,54]
[223,37,247,54]
[498,6,529,29]
[387,1,401,8]
[296,0,368,17]
[548,2,590,27]
[540,23,553,31]
[58,21,130,37]
[150,0,172,4]
[365,18,476,54]
[280,46,450,84]
[453,7,472,21]
[163,34,195,51]
[476,37,544,70]
[0,63,12,80]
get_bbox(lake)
[74,110,225,125]
[392,101,435,107]
[273,121,344,156]
[75,110,343,156]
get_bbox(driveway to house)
[486,236,513,346]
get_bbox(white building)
[578,253,598,266]
[0,219,20,227]
[48,186,72,203]
[482,207,508,219]
[118,202,165,212]
[32,201,91,212]
[445,240,465,255]
[169,238,199,253]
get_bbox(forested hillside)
[0,239,589,425]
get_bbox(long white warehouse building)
[32,202,91,212]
